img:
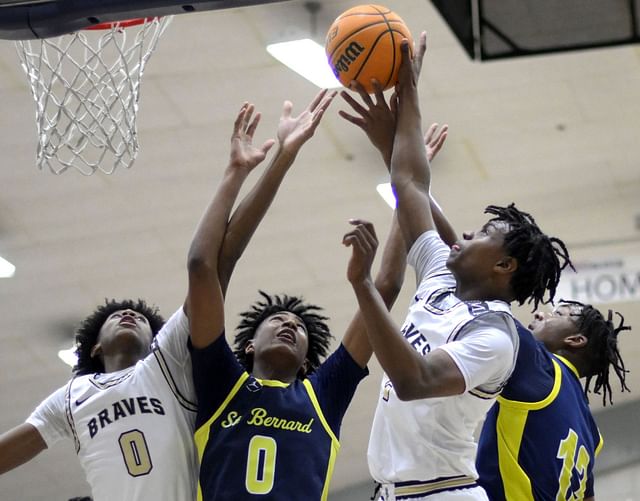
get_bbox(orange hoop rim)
[85,17,159,31]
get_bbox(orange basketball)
[325,4,413,94]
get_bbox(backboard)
[0,0,289,39]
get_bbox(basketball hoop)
[15,16,172,175]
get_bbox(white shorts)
[377,481,489,501]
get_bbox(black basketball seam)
[352,28,393,86]
[385,28,412,89]
[375,5,396,90]
[328,19,406,60]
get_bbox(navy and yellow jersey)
[191,334,368,500]
[477,321,603,501]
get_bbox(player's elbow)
[187,252,216,281]
[392,365,448,401]
[394,383,424,401]
[393,382,414,401]
[374,276,403,309]
[390,375,430,401]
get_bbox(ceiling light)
[0,255,15,278]
[266,39,342,89]
[377,182,396,208]
[58,346,77,368]
[377,183,446,213]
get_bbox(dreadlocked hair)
[74,299,165,375]
[561,300,631,406]
[484,203,573,311]
[233,291,333,377]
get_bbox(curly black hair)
[233,291,333,378]
[560,299,631,406]
[73,299,165,375]
[484,203,573,311]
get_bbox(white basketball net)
[15,17,172,175]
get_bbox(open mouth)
[276,329,296,345]
[119,319,137,328]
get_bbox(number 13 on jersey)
[556,428,590,501]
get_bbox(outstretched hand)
[343,219,378,286]
[395,30,427,95]
[230,102,276,172]
[339,79,396,166]
[424,123,448,163]
[278,89,337,153]
[339,31,429,167]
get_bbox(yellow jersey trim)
[554,355,580,379]
[194,372,250,501]
[256,378,290,388]
[303,379,340,501]
[496,403,535,501]
[497,359,562,410]
[595,432,604,457]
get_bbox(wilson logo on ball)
[332,41,366,77]
[325,4,413,93]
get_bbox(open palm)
[277,89,336,152]
[230,103,275,172]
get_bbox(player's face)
[528,304,582,352]
[446,221,511,283]
[251,311,309,369]
[96,309,154,358]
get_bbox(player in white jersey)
[0,91,339,500]
[0,297,199,501]
[344,35,572,500]
[28,304,197,500]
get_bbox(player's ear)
[297,359,310,379]
[244,340,255,355]
[565,333,588,349]
[495,256,518,274]
[90,343,102,359]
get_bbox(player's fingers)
[313,92,337,122]
[281,100,293,120]
[349,219,378,249]
[338,110,367,129]
[308,88,329,112]
[371,79,386,108]
[390,92,398,116]
[398,39,413,78]
[309,108,327,132]
[350,80,375,108]
[261,138,276,155]
[432,128,448,155]
[339,91,369,118]
[342,233,357,247]
[360,221,379,250]
[424,123,438,145]
[319,90,338,111]
[413,31,427,76]
[246,111,262,138]
[243,104,256,131]
[233,102,250,134]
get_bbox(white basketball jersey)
[368,231,518,485]
[27,308,198,501]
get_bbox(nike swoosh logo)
[75,397,90,406]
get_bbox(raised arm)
[217,89,336,294]
[346,220,466,400]
[187,103,275,349]
[339,61,456,248]
[391,34,436,248]
[0,423,47,474]
[341,212,407,368]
